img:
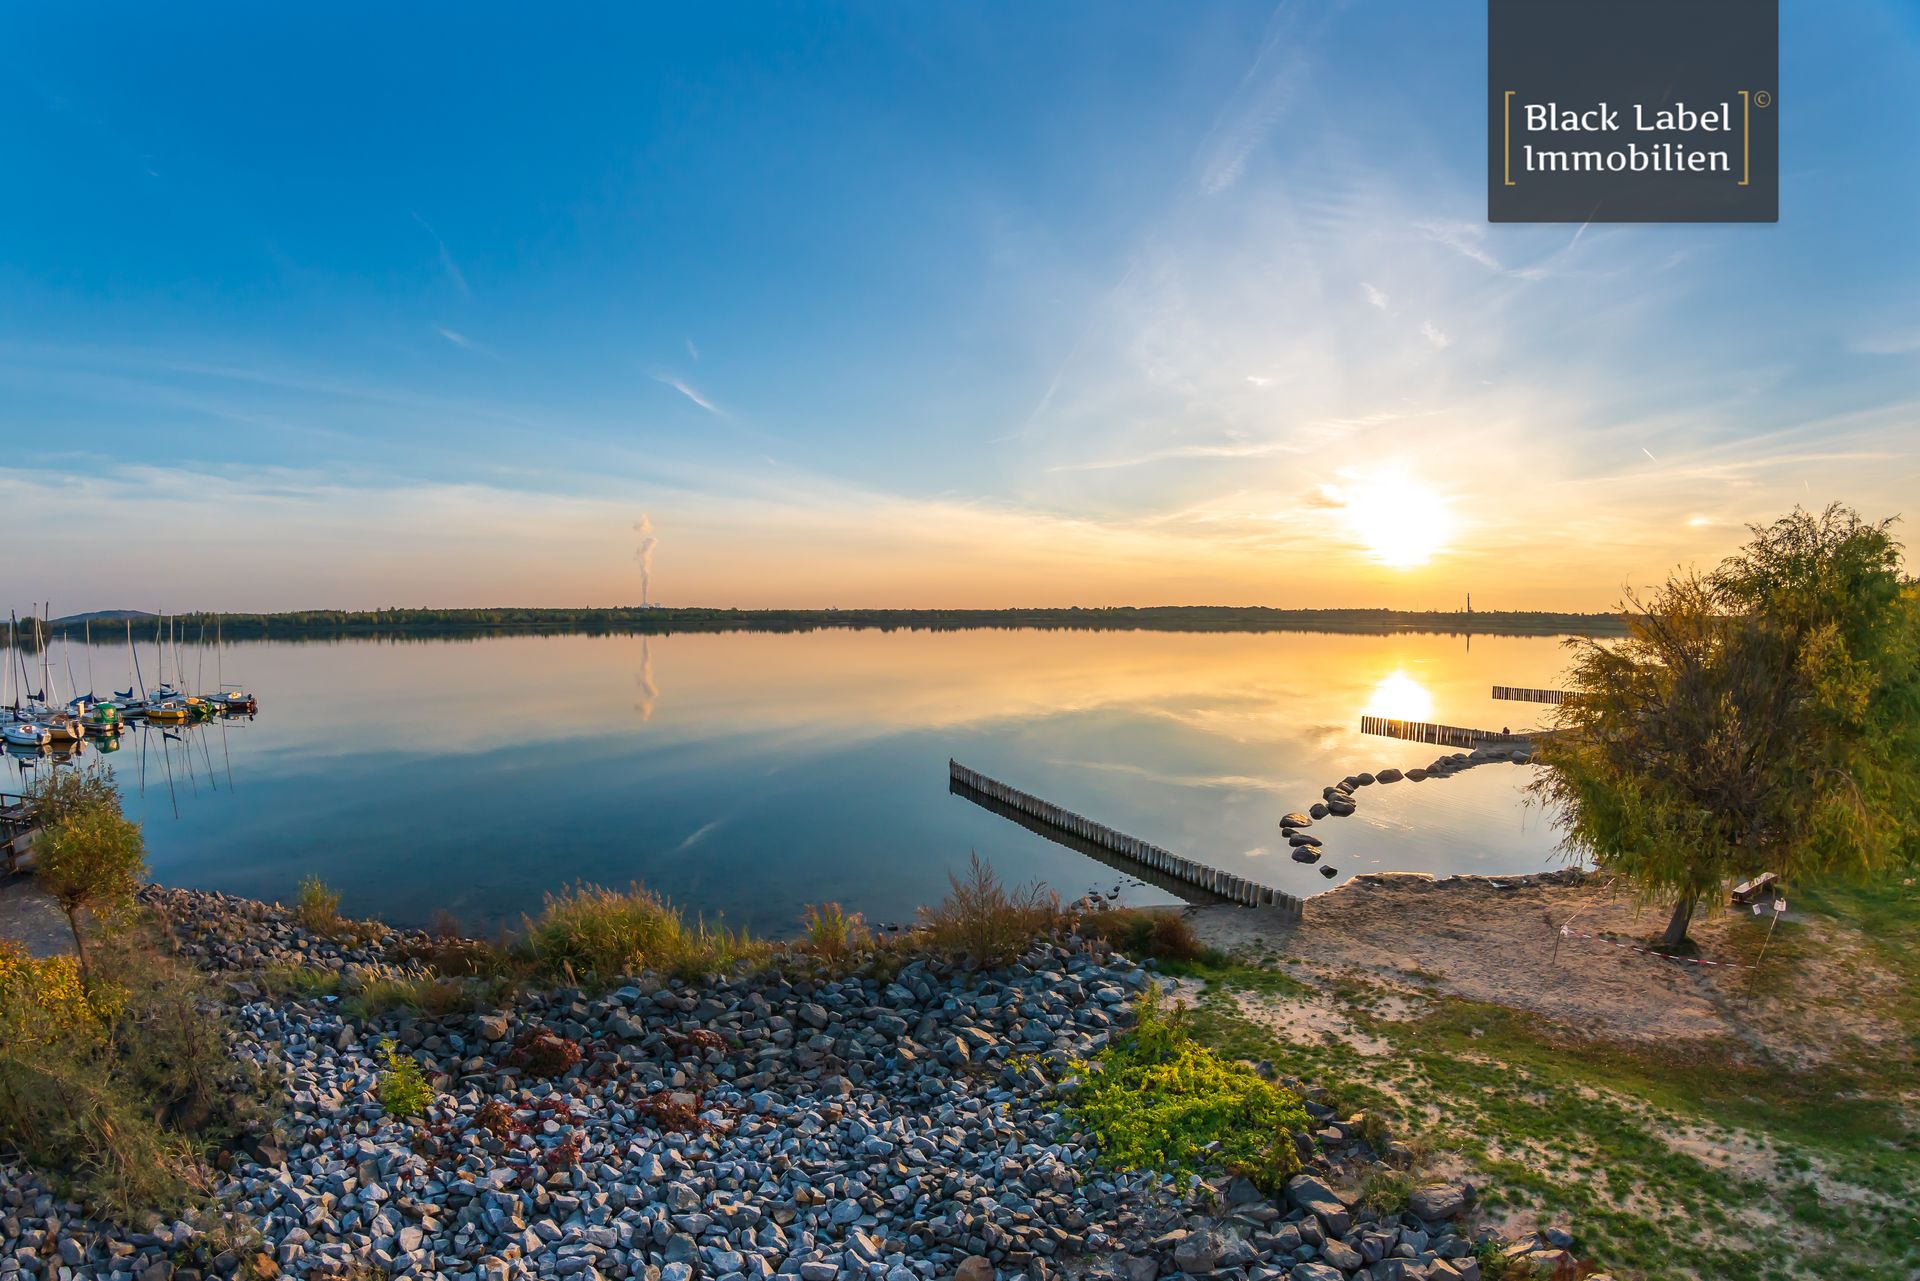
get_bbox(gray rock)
[954,1256,995,1281]
[1285,1174,1351,1237]
[1406,1184,1468,1221]
[1319,1239,1362,1270]
[1173,1233,1218,1275]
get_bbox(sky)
[3,2,1917,613]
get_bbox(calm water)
[15,629,1578,934]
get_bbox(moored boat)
[1,722,51,749]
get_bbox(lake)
[14,628,1580,935]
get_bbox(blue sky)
[4,2,1917,611]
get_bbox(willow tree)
[1536,506,1919,948]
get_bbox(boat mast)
[130,617,148,702]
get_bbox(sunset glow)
[1338,474,1456,570]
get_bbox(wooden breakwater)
[1491,685,1570,705]
[948,761,1301,913]
[1358,716,1539,749]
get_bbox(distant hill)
[50,610,158,625]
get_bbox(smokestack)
[633,514,658,606]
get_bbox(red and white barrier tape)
[1557,925,1758,969]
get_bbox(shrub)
[799,902,869,965]
[507,1028,583,1078]
[523,881,768,986]
[917,854,1063,967]
[0,921,261,1219]
[33,770,147,988]
[394,915,519,979]
[1068,987,1311,1193]
[636,1089,707,1133]
[473,1098,517,1139]
[1360,1167,1413,1215]
[293,875,343,936]
[0,941,97,1042]
[375,1039,433,1118]
[1078,906,1211,963]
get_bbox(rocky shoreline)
[0,887,1588,1281]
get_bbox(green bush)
[0,920,263,1219]
[375,1039,433,1118]
[1069,986,1311,1193]
[293,875,342,936]
[799,902,869,965]
[523,881,768,986]
[1360,1167,1413,1215]
[917,854,1063,967]
[1078,906,1214,963]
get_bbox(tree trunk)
[64,905,91,990]
[1661,891,1698,950]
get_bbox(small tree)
[33,771,147,989]
[1536,505,1919,948]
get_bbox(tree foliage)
[1536,505,1919,945]
[33,769,148,986]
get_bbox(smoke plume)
[633,514,658,606]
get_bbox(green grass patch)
[1068,987,1311,1193]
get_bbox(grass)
[917,853,1063,967]
[1067,985,1311,1193]
[522,881,770,986]
[292,875,342,935]
[1160,871,1920,1281]
[1078,905,1212,964]
[0,916,271,1220]
[798,902,870,966]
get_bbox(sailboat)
[2,615,50,750]
[200,617,258,713]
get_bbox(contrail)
[633,514,658,606]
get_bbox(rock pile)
[1280,747,1537,876]
[0,888,1581,1281]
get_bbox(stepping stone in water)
[1291,847,1321,864]
[1377,768,1403,783]
[1281,812,1312,828]
[1320,865,1339,878]
[1287,833,1321,847]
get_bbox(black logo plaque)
[1488,0,1778,223]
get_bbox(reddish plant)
[636,1090,708,1133]
[670,1028,728,1057]
[507,1029,583,1078]
[474,1098,517,1140]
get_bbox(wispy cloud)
[434,326,473,349]
[1362,282,1389,309]
[1421,320,1450,350]
[1854,328,1920,356]
[686,338,701,360]
[412,213,470,295]
[654,375,722,416]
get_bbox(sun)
[1363,669,1434,723]
[1338,471,1454,569]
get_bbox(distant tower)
[1466,592,1472,615]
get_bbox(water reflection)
[63,629,1574,933]
[1362,670,1434,723]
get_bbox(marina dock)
[948,760,1302,913]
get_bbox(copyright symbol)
[1754,91,1772,108]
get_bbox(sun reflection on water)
[1363,669,1434,723]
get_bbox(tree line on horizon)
[5,603,1632,645]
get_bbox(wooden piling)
[948,761,1302,914]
